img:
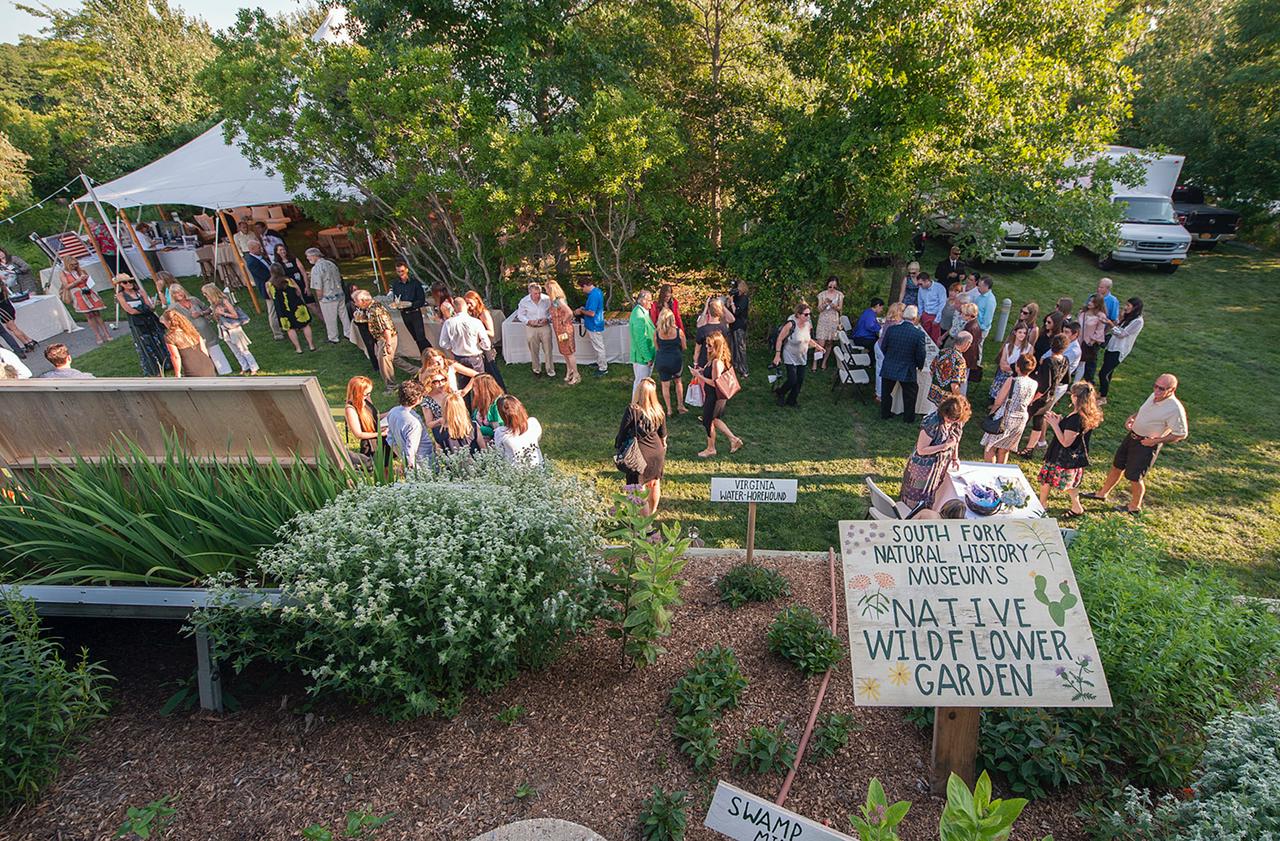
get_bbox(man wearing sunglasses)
[1083,374,1188,515]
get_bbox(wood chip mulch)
[1,553,1087,841]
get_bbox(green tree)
[734,0,1140,291]
[205,14,505,295]
[0,131,31,213]
[9,0,217,185]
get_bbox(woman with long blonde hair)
[202,283,258,374]
[159,309,216,378]
[692,331,743,458]
[615,377,668,513]
[416,346,478,393]
[1037,380,1103,517]
[441,391,481,454]
[545,279,579,385]
[653,307,687,415]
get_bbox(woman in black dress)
[273,243,321,322]
[653,308,688,415]
[692,331,743,459]
[113,274,170,375]
[269,264,316,353]
[615,377,668,514]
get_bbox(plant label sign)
[704,781,854,841]
[837,518,1111,708]
[710,477,797,504]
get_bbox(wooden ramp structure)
[0,376,348,468]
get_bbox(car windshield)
[1115,197,1177,224]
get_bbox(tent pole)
[79,173,141,280]
[367,227,387,293]
[217,209,262,314]
[117,209,157,297]
[71,201,111,283]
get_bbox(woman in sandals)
[692,331,743,458]
[1037,381,1103,518]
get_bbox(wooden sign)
[837,518,1111,708]
[710,477,798,504]
[704,781,853,841]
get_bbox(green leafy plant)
[811,712,860,761]
[301,808,393,840]
[601,488,692,669]
[668,646,748,721]
[717,563,791,608]
[939,771,1052,841]
[849,778,910,841]
[0,595,112,812]
[514,782,536,801]
[495,704,527,726]
[189,455,607,719]
[732,724,796,775]
[639,786,688,841]
[0,438,375,586]
[673,715,720,774]
[1083,703,1280,841]
[766,605,844,676]
[976,519,1280,796]
[158,670,240,716]
[114,795,178,840]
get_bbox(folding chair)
[839,314,853,333]
[865,476,914,519]
[832,345,871,402]
[869,507,894,520]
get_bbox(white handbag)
[685,382,705,408]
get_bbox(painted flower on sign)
[857,676,882,701]
[887,663,911,687]
[850,574,871,590]
[873,572,895,588]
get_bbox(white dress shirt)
[441,313,492,358]
[516,294,552,325]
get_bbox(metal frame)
[0,584,282,712]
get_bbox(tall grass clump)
[0,438,372,586]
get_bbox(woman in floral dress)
[982,353,1037,463]
[63,256,111,344]
[814,276,844,371]
[546,280,579,385]
[901,395,971,508]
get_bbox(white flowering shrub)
[192,454,606,718]
[1088,703,1280,840]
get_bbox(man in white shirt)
[515,282,555,377]
[254,221,284,259]
[307,248,351,344]
[1083,373,1188,515]
[439,295,491,380]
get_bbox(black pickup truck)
[1172,185,1241,249]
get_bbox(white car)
[993,222,1054,266]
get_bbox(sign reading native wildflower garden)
[837,518,1112,708]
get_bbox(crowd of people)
[881,266,1185,518]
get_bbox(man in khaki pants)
[354,290,398,392]
[306,247,351,343]
[516,282,555,376]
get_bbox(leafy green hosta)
[731,724,796,776]
[0,439,372,586]
[766,605,844,677]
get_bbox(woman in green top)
[469,373,506,441]
[630,289,657,392]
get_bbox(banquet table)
[934,460,1047,520]
[13,294,79,342]
[501,312,631,365]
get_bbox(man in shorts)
[1083,373,1188,514]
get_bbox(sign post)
[710,477,798,562]
[837,517,1111,792]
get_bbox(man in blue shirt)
[916,273,947,343]
[385,380,436,471]
[1089,276,1120,322]
[974,276,997,334]
[851,297,884,350]
[574,277,608,376]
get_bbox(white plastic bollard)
[994,298,1013,343]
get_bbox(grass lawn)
[72,239,1280,596]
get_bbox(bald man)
[1083,373,1188,514]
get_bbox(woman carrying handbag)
[692,332,744,459]
[614,378,668,514]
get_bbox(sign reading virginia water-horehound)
[704,781,854,841]
[837,518,1111,707]
[711,477,798,564]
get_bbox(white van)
[929,217,1054,267]
[1090,146,1192,274]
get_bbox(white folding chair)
[839,314,853,333]
[869,507,894,520]
[833,345,871,402]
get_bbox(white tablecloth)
[501,312,631,364]
[935,460,1047,520]
[13,294,79,342]
[157,249,201,278]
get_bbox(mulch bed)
[2,553,1085,840]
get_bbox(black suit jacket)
[934,258,966,285]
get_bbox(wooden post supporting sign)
[931,707,980,793]
[709,477,798,561]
